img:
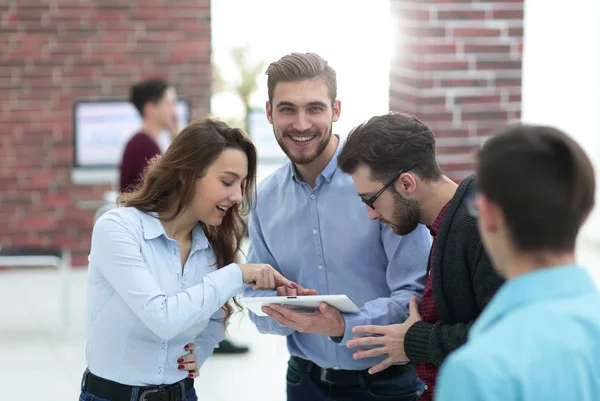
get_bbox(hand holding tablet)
[240,294,361,317]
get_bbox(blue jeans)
[79,371,198,401]
[79,389,197,401]
[286,358,424,401]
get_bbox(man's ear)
[397,172,417,196]
[266,101,273,124]
[477,195,502,234]
[332,99,341,122]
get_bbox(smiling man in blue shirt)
[243,53,431,401]
[436,124,600,401]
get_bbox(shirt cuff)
[330,312,363,346]
[404,320,433,363]
[204,263,244,305]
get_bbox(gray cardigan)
[404,174,505,366]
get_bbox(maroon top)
[415,200,450,401]
[119,132,161,193]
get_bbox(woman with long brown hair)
[80,118,294,401]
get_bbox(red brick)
[463,44,512,54]
[405,43,458,55]
[439,78,490,88]
[508,27,524,36]
[491,9,524,20]
[419,96,448,106]
[447,170,473,182]
[14,6,49,22]
[513,41,523,55]
[418,0,474,2]
[0,1,217,258]
[420,111,455,122]
[436,146,480,156]
[495,78,522,87]
[415,60,470,71]
[452,28,502,38]
[432,128,471,138]
[391,76,435,90]
[462,110,509,122]
[476,60,522,71]
[455,95,502,105]
[440,162,475,172]
[404,26,447,38]
[17,216,58,231]
[44,194,72,208]
[437,10,487,20]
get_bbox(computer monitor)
[72,99,191,168]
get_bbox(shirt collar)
[427,200,451,237]
[290,135,342,185]
[140,211,210,252]
[471,265,596,337]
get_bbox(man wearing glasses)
[243,53,432,401]
[337,112,504,401]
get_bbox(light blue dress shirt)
[243,139,431,370]
[436,265,600,401]
[85,207,244,386]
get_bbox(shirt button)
[318,265,324,270]
[313,229,318,235]
[182,277,187,284]
[310,194,315,199]
[424,385,429,390]
[161,342,167,349]
[157,367,163,374]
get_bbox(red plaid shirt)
[415,201,450,401]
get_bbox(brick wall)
[390,0,524,182]
[1,1,212,266]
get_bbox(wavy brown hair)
[119,118,257,327]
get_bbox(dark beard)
[389,190,421,236]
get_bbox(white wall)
[521,0,600,275]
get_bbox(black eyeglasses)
[361,162,418,210]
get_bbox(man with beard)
[337,112,504,401]
[243,53,432,401]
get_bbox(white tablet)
[240,295,361,317]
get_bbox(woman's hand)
[177,343,199,378]
[238,263,296,290]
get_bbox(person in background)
[119,77,250,354]
[436,124,600,401]
[338,112,504,400]
[120,78,179,194]
[244,53,431,401]
[81,119,294,401]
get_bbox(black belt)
[291,356,414,387]
[82,370,194,401]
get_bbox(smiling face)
[191,148,248,227]
[266,78,340,165]
[351,163,422,235]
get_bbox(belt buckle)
[319,368,334,384]
[139,388,169,401]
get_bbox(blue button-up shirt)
[243,140,431,370]
[86,207,244,385]
[436,265,600,401]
